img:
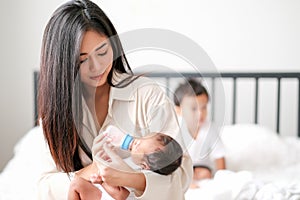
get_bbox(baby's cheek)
[131,153,143,164]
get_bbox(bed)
[0,71,300,200]
[149,72,300,199]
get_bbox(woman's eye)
[97,50,108,56]
[80,58,88,64]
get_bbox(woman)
[38,0,192,199]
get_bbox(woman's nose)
[89,56,99,71]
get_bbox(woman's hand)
[92,133,146,192]
[92,132,109,160]
[90,173,130,200]
[97,144,146,192]
[94,143,134,184]
[73,133,108,180]
[101,182,129,200]
[68,176,102,200]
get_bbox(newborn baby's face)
[130,134,164,169]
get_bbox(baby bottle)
[104,125,133,150]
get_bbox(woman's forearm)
[122,172,146,192]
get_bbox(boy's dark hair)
[173,78,209,106]
[144,134,183,175]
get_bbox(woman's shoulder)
[116,72,165,95]
[111,72,168,106]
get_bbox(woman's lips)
[90,74,103,81]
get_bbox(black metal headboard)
[34,71,39,126]
[34,71,300,137]
[147,72,300,137]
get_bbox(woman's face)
[79,30,113,88]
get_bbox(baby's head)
[130,133,183,175]
[174,78,209,135]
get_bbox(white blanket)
[1,124,300,200]
[185,124,300,200]
[185,170,300,200]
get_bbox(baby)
[103,125,183,174]
[68,125,183,200]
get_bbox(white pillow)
[0,126,45,200]
[220,124,286,171]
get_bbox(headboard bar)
[146,72,300,137]
[147,72,300,78]
[254,77,259,124]
[298,78,300,137]
[34,71,39,126]
[232,77,237,124]
[34,71,300,137]
[276,78,281,133]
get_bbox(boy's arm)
[215,157,226,170]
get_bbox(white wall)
[0,0,299,170]
[0,0,65,171]
[99,0,300,71]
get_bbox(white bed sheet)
[1,124,300,200]
[185,124,300,200]
[185,170,300,200]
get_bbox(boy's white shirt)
[178,116,225,173]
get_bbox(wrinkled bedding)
[185,170,300,200]
[185,124,300,200]
[1,125,300,200]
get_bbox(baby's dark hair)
[144,134,183,175]
[173,78,209,106]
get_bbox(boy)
[174,78,226,188]
[68,126,183,199]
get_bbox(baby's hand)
[90,173,102,184]
[102,182,130,200]
[90,173,130,200]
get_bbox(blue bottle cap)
[121,134,133,150]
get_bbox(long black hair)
[39,0,134,172]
